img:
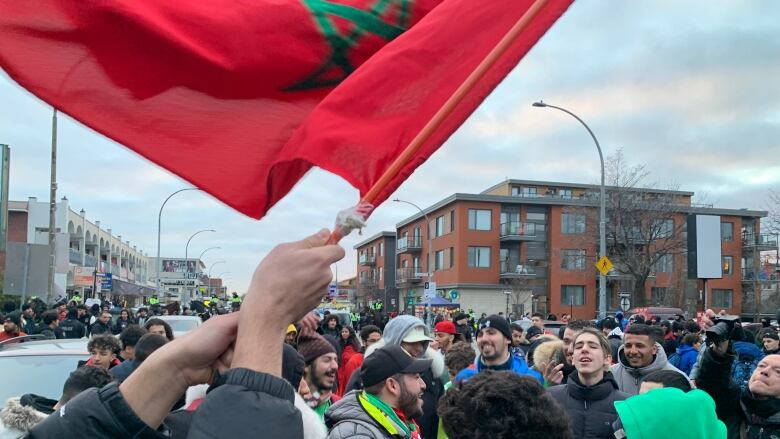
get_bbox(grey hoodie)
[609,342,690,395]
[325,391,408,439]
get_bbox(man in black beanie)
[454,315,543,385]
[297,332,339,423]
[453,313,473,344]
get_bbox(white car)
[151,315,202,338]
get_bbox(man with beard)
[298,332,340,423]
[455,315,543,385]
[0,311,27,341]
[90,310,113,336]
[342,315,444,439]
[326,345,430,439]
[548,328,628,439]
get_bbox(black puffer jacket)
[29,369,304,438]
[548,372,628,439]
[742,391,780,439]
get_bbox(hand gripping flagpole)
[328,0,551,244]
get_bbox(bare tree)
[572,149,690,308]
[504,275,534,317]
[768,190,780,236]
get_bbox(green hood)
[614,388,725,439]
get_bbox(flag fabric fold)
[0,0,572,219]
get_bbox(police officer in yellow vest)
[230,292,242,310]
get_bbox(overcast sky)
[1,0,778,293]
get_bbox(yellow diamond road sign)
[596,256,613,276]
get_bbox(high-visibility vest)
[149,297,159,305]
[231,296,241,303]
[71,294,83,303]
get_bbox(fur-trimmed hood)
[364,337,446,379]
[0,397,47,437]
[532,338,565,372]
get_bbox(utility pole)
[46,108,58,305]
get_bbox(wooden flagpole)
[330,0,550,243]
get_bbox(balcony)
[359,253,376,266]
[742,268,773,283]
[397,236,423,254]
[499,260,537,279]
[743,233,778,251]
[499,222,536,241]
[69,248,82,264]
[396,267,423,284]
[85,254,97,267]
[358,271,378,287]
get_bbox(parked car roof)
[0,338,90,403]
[150,315,202,337]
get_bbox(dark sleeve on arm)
[187,368,303,439]
[696,348,742,422]
[28,383,166,438]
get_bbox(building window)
[379,242,383,257]
[651,287,667,306]
[412,256,419,269]
[561,213,586,234]
[450,210,455,232]
[559,189,572,199]
[449,247,454,268]
[378,270,383,281]
[712,289,733,308]
[561,249,586,270]
[435,250,445,271]
[653,254,673,273]
[468,209,492,231]
[653,219,674,238]
[527,212,546,221]
[561,285,585,306]
[721,222,733,242]
[722,256,733,275]
[522,187,538,198]
[468,247,491,268]
[435,216,445,237]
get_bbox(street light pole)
[185,230,216,266]
[207,261,226,299]
[156,188,198,296]
[394,198,434,327]
[533,101,607,319]
[198,246,221,261]
[214,271,230,298]
[184,229,215,304]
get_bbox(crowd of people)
[0,230,779,438]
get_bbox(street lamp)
[207,261,226,298]
[198,246,221,261]
[394,198,434,326]
[212,271,231,297]
[184,229,215,304]
[185,229,216,269]
[533,101,607,319]
[156,188,199,295]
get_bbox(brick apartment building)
[355,179,773,319]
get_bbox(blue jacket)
[455,354,544,385]
[676,344,699,376]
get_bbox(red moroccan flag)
[0,0,572,219]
